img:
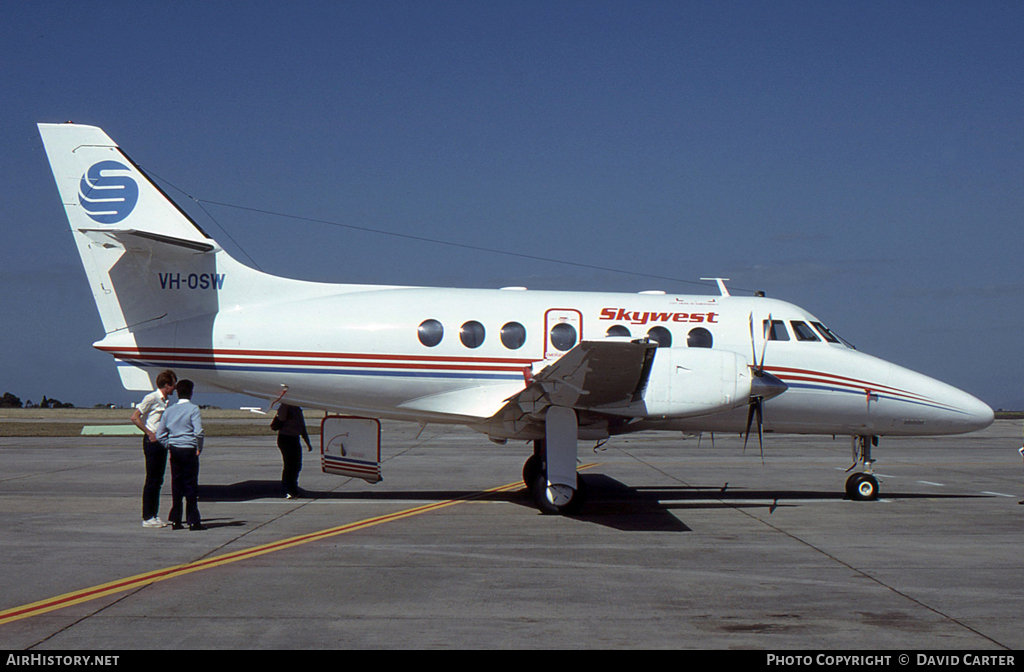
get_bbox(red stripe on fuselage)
[765,366,935,404]
[96,345,536,366]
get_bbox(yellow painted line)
[0,464,599,626]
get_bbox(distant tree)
[1,392,23,408]
[37,396,73,409]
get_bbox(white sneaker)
[142,517,167,528]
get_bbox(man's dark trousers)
[168,447,201,526]
[142,437,168,520]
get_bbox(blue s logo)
[78,161,139,224]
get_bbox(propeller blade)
[743,400,756,452]
[748,312,757,369]
[758,313,772,374]
[756,398,765,465]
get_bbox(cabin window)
[418,319,444,347]
[460,321,486,349]
[687,327,713,348]
[500,322,526,350]
[791,321,820,342]
[606,325,631,338]
[764,320,790,341]
[549,322,577,351]
[647,326,672,348]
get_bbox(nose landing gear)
[846,435,880,501]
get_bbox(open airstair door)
[321,416,382,483]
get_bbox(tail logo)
[78,161,139,224]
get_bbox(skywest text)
[599,308,719,326]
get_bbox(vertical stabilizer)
[39,122,219,334]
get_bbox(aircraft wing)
[512,339,658,413]
[474,339,657,439]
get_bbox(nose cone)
[949,389,995,433]
[751,371,788,402]
[889,363,995,435]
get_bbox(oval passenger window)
[687,327,713,348]
[418,319,444,347]
[549,323,577,351]
[647,326,672,348]
[460,321,486,349]
[500,322,527,350]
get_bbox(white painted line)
[981,491,1016,498]
[917,481,945,487]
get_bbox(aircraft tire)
[523,455,543,493]
[846,472,879,501]
[532,473,587,515]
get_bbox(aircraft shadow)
[198,479,525,504]
[198,476,989,534]
[557,474,694,532]
[199,480,286,501]
[552,474,989,533]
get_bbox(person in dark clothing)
[274,403,312,498]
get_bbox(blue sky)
[2,1,1021,410]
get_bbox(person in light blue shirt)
[156,379,205,530]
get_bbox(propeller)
[744,313,787,463]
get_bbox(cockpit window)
[790,321,820,342]
[810,321,840,344]
[763,320,790,341]
[811,321,855,349]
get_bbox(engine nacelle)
[636,347,753,419]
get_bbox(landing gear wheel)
[532,473,587,515]
[846,472,879,501]
[523,455,542,493]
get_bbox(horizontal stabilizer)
[78,228,217,253]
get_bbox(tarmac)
[0,419,1021,650]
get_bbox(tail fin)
[39,122,225,335]
[39,122,377,391]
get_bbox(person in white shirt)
[130,369,177,528]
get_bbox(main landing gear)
[523,406,587,515]
[523,444,588,515]
[846,435,880,501]
[524,403,589,514]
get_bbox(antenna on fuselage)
[700,278,731,297]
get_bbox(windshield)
[810,321,855,349]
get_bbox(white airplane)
[38,122,995,515]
